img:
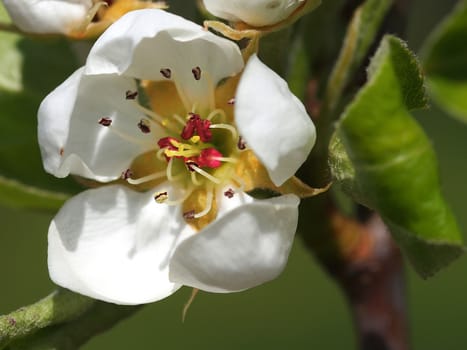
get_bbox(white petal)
[3,0,92,34]
[202,0,305,27]
[48,184,194,305]
[85,9,243,112]
[235,55,316,186]
[169,192,299,293]
[38,67,158,181]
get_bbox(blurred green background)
[1,0,467,349]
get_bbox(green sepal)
[332,35,464,278]
[422,0,467,122]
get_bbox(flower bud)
[2,0,93,34]
[202,0,306,27]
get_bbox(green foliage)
[323,0,393,113]
[331,35,464,277]
[422,0,467,122]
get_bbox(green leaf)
[422,0,467,122]
[0,22,83,210]
[332,35,464,278]
[322,0,393,114]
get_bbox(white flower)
[38,9,316,305]
[203,0,306,27]
[2,0,93,34]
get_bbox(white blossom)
[38,9,316,304]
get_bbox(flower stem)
[0,23,21,35]
[0,289,94,349]
[300,196,409,350]
[7,302,141,349]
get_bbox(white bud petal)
[203,0,306,27]
[3,0,93,34]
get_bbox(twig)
[0,289,94,349]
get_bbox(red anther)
[98,117,112,127]
[196,118,212,142]
[160,68,172,79]
[181,113,212,142]
[125,90,138,100]
[181,113,199,140]
[224,188,235,198]
[183,210,195,220]
[186,161,199,172]
[237,136,246,150]
[157,137,178,150]
[138,119,151,134]
[121,169,133,180]
[196,148,222,168]
[192,66,201,80]
[154,192,168,203]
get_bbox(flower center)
[155,109,242,189]
[98,87,246,222]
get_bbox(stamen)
[132,102,165,125]
[194,187,214,219]
[137,119,151,134]
[192,66,202,81]
[98,118,152,146]
[125,90,138,100]
[157,148,167,161]
[183,210,195,220]
[186,161,199,172]
[190,171,202,186]
[98,117,112,127]
[121,169,133,180]
[231,174,246,192]
[173,80,192,112]
[189,164,221,184]
[166,158,177,182]
[154,191,169,203]
[224,188,235,198]
[209,123,238,140]
[173,114,186,126]
[212,156,238,164]
[227,98,235,105]
[160,68,172,79]
[165,188,194,205]
[206,109,227,122]
[127,171,166,185]
[237,136,247,150]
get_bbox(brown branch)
[300,196,409,350]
